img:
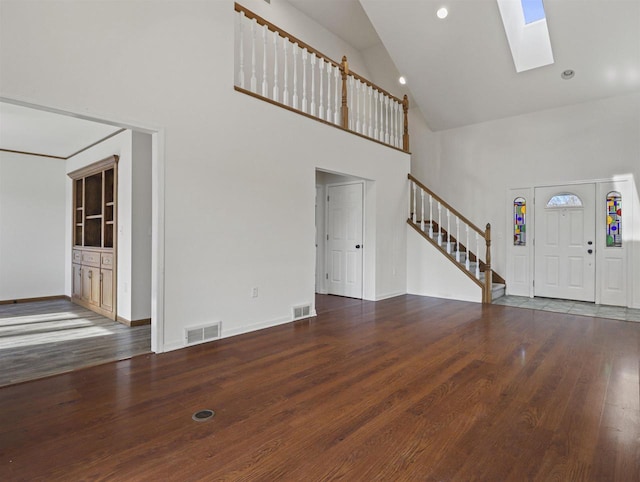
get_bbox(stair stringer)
[407,224,483,303]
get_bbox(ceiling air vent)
[185,322,222,346]
[292,304,312,320]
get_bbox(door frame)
[324,180,365,299]
[506,176,632,307]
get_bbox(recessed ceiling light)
[437,7,448,19]
[399,76,407,85]
[561,69,575,80]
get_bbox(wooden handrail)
[408,174,485,238]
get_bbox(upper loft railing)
[408,174,494,303]
[234,3,409,152]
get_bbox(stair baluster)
[465,225,470,270]
[238,11,245,88]
[475,232,480,279]
[446,209,451,254]
[318,59,324,120]
[272,30,279,102]
[437,202,442,244]
[283,38,289,106]
[262,24,268,97]
[292,44,298,109]
[250,19,257,93]
[420,190,425,232]
[456,217,460,262]
[412,182,417,224]
[310,54,316,116]
[429,195,434,238]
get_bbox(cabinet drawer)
[101,253,114,269]
[81,251,101,267]
[72,250,82,263]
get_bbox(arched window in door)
[514,197,526,246]
[606,191,622,247]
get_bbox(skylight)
[521,0,546,24]
[497,0,554,72]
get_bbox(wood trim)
[66,129,126,159]
[0,295,69,305]
[0,148,66,160]
[235,86,410,154]
[408,174,485,237]
[407,220,484,290]
[67,155,119,180]
[234,3,402,104]
[117,316,151,327]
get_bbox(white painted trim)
[508,175,633,307]
[1,96,166,352]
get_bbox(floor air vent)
[292,304,311,320]
[185,322,221,346]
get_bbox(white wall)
[415,93,640,308]
[1,0,410,351]
[0,152,66,301]
[66,130,152,322]
[406,227,482,303]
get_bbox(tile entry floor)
[493,295,640,322]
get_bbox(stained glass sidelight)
[606,191,622,247]
[514,197,526,246]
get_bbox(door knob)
[587,249,593,254]
[355,245,361,249]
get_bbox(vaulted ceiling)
[293,0,640,131]
[1,0,638,156]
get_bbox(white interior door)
[534,183,596,302]
[327,183,363,298]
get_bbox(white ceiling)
[1,0,637,155]
[0,102,121,159]
[291,0,640,131]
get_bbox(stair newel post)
[455,217,460,262]
[465,226,470,270]
[340,55,349,129]
[420,190,425,232]
[475,232,480,279]
[446,209,451,254]
[412,182,417,224]
[429,195,433,238]
[485,223,492,303]
[402,94,409,151]
[437,201,442,244]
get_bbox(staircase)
[408,174,505,303]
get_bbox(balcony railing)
[234,2,409,152]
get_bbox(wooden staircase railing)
[408,174,498,303]
[234,2,409,152]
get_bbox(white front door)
[327,183,363,298]
[534,183,596,302]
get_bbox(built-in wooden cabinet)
[69,156,118,320]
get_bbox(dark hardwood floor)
[0,294,638,481]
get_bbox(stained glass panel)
[514,197,526,246]
[606,191,622,247]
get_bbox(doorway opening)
[315,170,366,299]
[0,98,164,384]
